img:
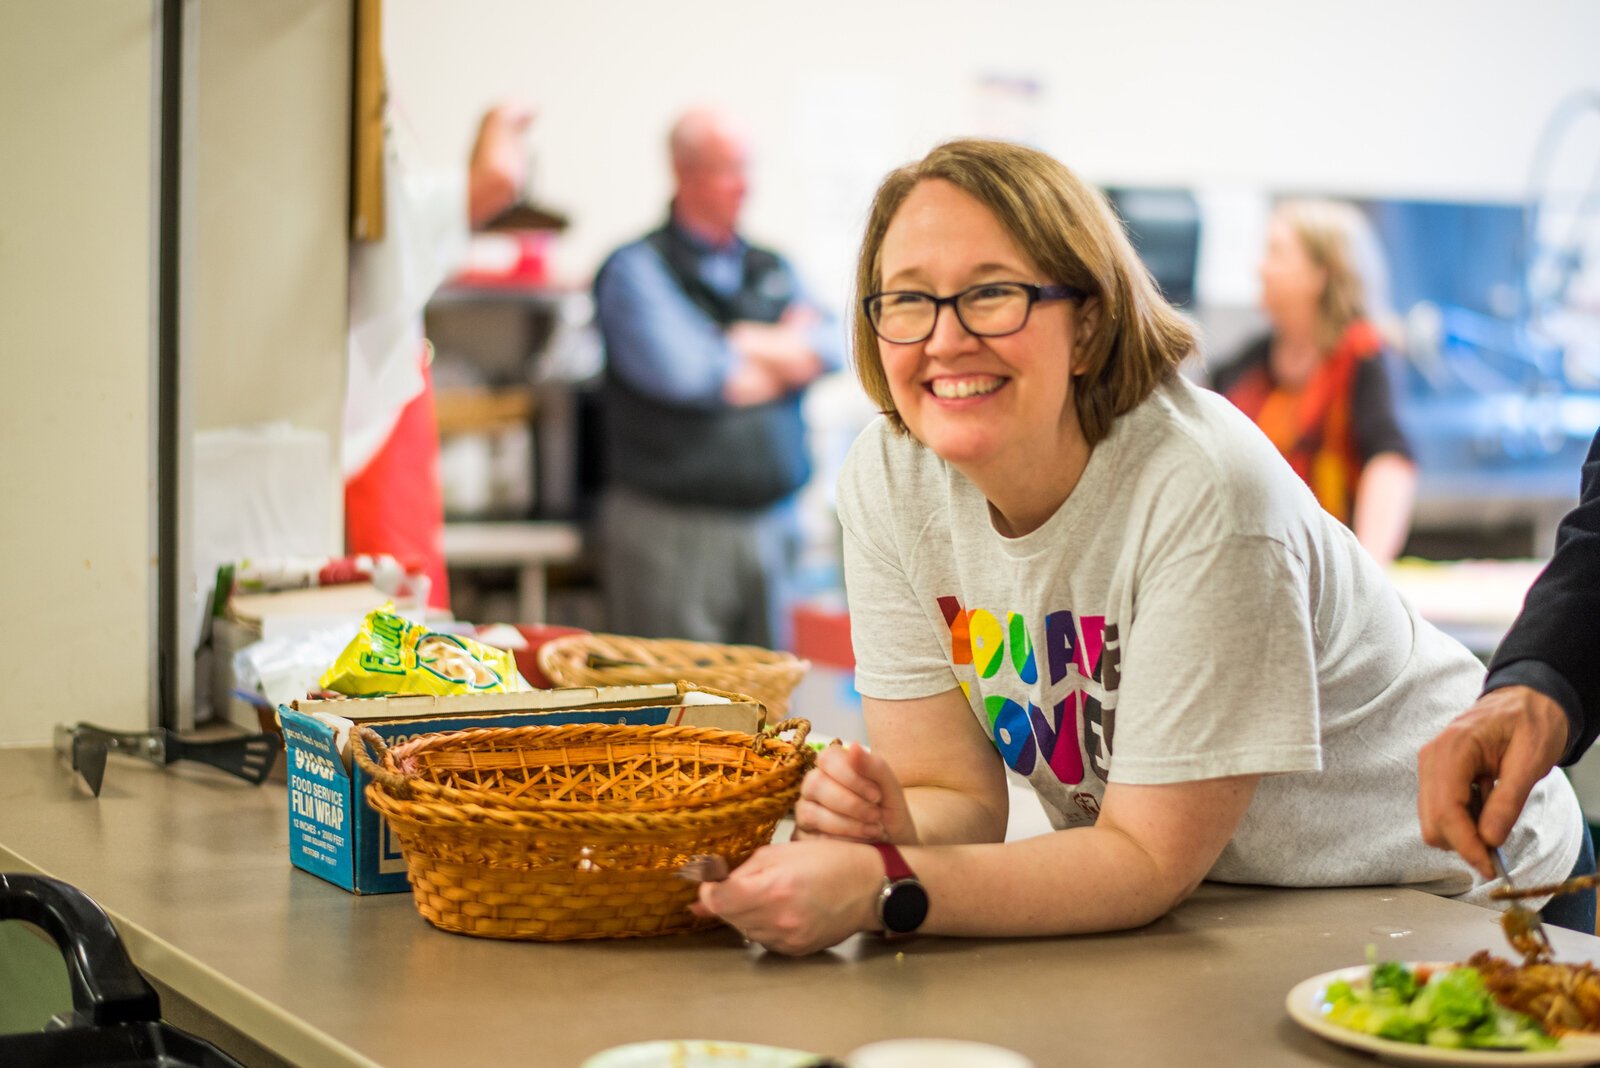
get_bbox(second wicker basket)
[535,633,810,718]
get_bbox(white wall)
[0,4,160,744]
[193,3,350,447]
[384,0,1600,310]
[0,3,351,746]
[187,0,350,636]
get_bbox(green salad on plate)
[1322,957,1556,1051]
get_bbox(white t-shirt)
[839,375,1581,907]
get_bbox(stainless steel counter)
[3,745,1597,1067]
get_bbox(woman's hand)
[691,839,882,956]
[793,743,918,844]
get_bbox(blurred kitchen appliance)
[1104,187,1201,307]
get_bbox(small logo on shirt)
[1071,792,1101,820]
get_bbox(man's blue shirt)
[594,225,844,410]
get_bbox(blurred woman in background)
[1212,200,1417,563]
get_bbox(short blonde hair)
[853,139,1196,446]
[1273,199,1388,351]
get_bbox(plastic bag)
[319,606,530,696]
[235,624,364,708]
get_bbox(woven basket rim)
[534,635,811,716]
[354,720,813,819]
[537,632,809,666]
[363,778,801,835]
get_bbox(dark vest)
[601,221,811,509]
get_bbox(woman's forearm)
[1354,452,1418,564]
[901,783,1009,846]
[899,826,1193,937]
[891,774,1260,938]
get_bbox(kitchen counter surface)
[1386,556,1545,657]
[3,744,1597,1067]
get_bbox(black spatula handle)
[161,730,279,785]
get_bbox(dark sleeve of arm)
[1350,355,1414,463]
[1487,429,1600,765]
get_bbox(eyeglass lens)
[870,284,1033,343]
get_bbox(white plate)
[1286,963,1600,1065]
[848,1038,1033,1067]
[580,1039,822,1068]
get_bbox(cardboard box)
[277,683,765,894]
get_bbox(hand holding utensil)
[1471,783,1555,964]
[676,854,730,883]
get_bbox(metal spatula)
[54,723,279,796]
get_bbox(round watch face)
[881,878,929,935]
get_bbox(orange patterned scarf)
[1225,320,1383,524]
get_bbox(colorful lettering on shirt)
[940,599,1117,786]
[1043,609,1107,685]
[984,694,1036,775]
[1043,610,1075,685]
[1084,696,1115,784]
[1007,612,1037,685]
[1077,615,1106,682]
[1083,623,1120,783]
[1031,691,1084,784]
[938,596,972,666]
[969,608,1005,678]
[1099,620,1121,693]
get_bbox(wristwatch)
[870,842,929,937]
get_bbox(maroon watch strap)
[870,841,916,882]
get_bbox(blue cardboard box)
[277,684,765,894]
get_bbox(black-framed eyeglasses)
[862,282,1087,345]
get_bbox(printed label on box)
[279,709,355,891]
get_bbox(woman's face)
[876,178,1085,478]
[1258,215,1325,326]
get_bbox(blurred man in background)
[593,107,843,649]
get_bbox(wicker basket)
[353,719,812,941]
[536,633,810,718]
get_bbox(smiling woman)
[688,139,1588,958]
[865,178,1098,534]
[854,143,1193,444]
